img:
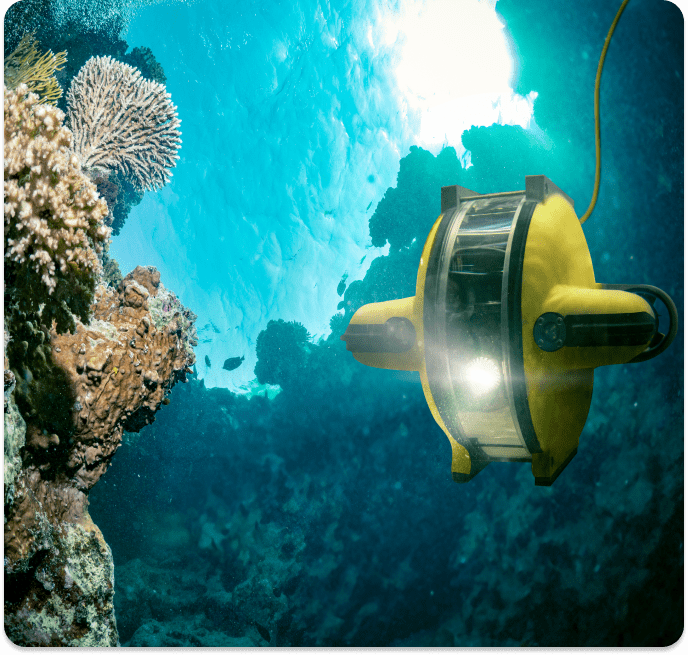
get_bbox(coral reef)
[2,5,191,649]
[125,46,167,85]
[4,265,197,646]
[254,319,311,392]
[67,56,182,191]
[4,32,67,105]
[3,18,188,646]
[4,2,171,237]
[4,84,110,333]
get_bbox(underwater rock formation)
[4,330,24,508]
[254,319,311,392]
[4,265,197,646]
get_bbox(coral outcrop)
[4,265,197,646]
[4,480,119,647]
[3,19,191,649]
[254,319,311,392]
[4,83,110,333]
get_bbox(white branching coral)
[66,56,182,192]
[4,84,110,332]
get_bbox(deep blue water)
[6,0,683,647]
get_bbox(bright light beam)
[386,0,536,153]
[465,357,502,396]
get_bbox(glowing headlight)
[465,357,501,396]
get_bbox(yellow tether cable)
[579,0,631,224]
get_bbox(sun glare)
[386,0,535,154]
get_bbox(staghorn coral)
[66,55,182,191]
[4,33,67,105]
[4,84,110,333]
[4,265,197,645]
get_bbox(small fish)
[222,355,244,371]
[205,355,211,367]
[366,201,372,210]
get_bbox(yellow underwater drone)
[341,0,678,485]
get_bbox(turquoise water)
[114,0,405,391]
[112,0,534,391]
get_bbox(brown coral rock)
[33,265,197,490]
